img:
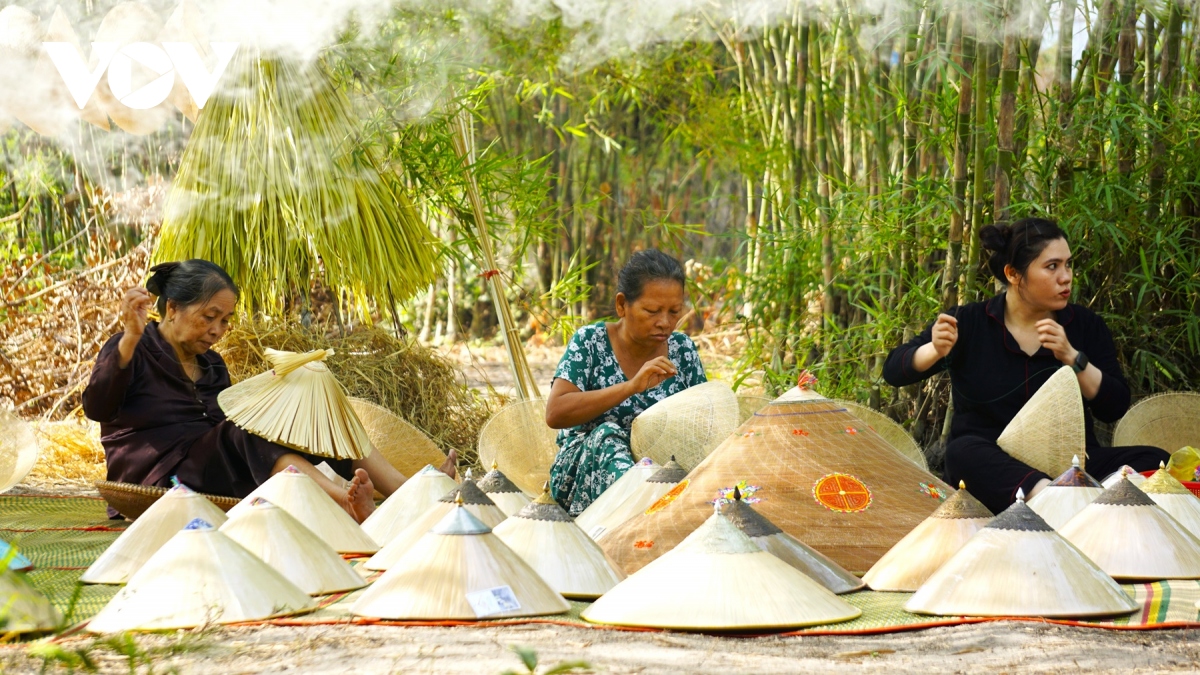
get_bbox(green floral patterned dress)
[549,322,706,516]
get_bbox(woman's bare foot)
[345,468,376,523]
[439,449,458,479]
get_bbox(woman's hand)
[117,287,153,368]
[628,356,677,394]
[1036,319,1077,365]
[912,313,958,373]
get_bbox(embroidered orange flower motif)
[791,429,809,436]
[812,473,873,513]
[634,540,654,549]
[844,427,858,435]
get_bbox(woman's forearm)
[910,343,943,374]
[546,381,638,429]
[1077,362,1102,400]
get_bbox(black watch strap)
[1072,351,1089,373]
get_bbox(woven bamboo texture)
[347,398,446,478]
[601,389,950,575]
[835,401,928,472]
[94,481,239,520]
[630,381,739,471]
[477,399,558,495]
[1113,393,1200,452]
[996,366,1086,477]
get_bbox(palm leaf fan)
[218,348,372,461]
[155,49,439,319]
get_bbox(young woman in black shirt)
[883,218,1167,514]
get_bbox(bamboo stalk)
[1149,0,1184,221]
[943,17,975,308]
[994,0,1020,220]
[1057,0,1078,199]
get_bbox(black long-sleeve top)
[882,293,1131,447]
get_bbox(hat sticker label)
[466,586,521,618]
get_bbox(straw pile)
[25,420,106,486]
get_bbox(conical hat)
[996,366,1085,477]
[361,465,458,545]
[478,463,533,517]
[630,381,739,471]
[1101,465,1147,488]
[589,458,687,543]
[736,395,771,424]
[477,399,558,495]
[0,568,59,634]
[0,407,39,493]
[1059,477,1200,580]
[1140,464,1200,538]
[218,349,372,460]
[837,400,928,472]
[575,457,660,539]
[1,538,32,571]
[493,487,625,599]
[905,492,1137,617]
[347,398,447,478]
[1027,455,1104,529]
[227,467,379,554]
[863,481,993,592]
[220,499,366,595]
[81,483,230,584]
[722,488,863,594]
[90,3,174,136]
[351,504,570,620]
[87,518,315,632]
[581,506,861,630]
[601,385,950,575]
[364,479,507,571]
[1112,392,1200,451]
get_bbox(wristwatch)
[1071,351,1089,374]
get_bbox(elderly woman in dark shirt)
[83,259,455,521]
[883,218,1166,514]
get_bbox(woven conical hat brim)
[754,532,865,594]
[575,459,660,539]
[364,500,508,571]
[583,513,860,630]
[228,471,379,554]
[1059,503,1200,580]
[630,381,739,471]
[863,515,991,592]
[0,407,39,493]
[351,529,570,620]
[601,386,950,575]
[0,569,60,633]
[488,492,533,517]
[996,366,1085,476]
[837,400,928,472]
[477,399,558,495]
[348,398,446,478]
[736,395,771,424]
[905,526,1137,617]
[81,488,230,584]
[87,527,315,632]
[220,504,366,595]
[361,466,458,545]
[493,516,625,599]
[218,361,372,461]
[589,480,680,543]
[1112,392,1200,451]
[1027,486,1104,530]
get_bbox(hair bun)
[978,223,1012,254]
[145,262,180,296]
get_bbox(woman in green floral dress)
[545,250,707,516]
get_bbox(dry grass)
[25,418,107,487]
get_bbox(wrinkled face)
[1007,237,1073,311]
[164,289,237,357]
[616,279,686,344]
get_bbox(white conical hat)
[218,349,372,460]
[589,457,687,542]
[1140,464,1200,538]
[575,457,659,539]
[863,481,993,592]
[0,568,60,634]
[996,366,1085,477]
[228,466,378,554]
[630,380,740,471]
[582,506,861,630]
[721,487,864,594]
[1059,477,1200,580]
[351,504,570,620]
[361,465,458,545]
[0,406,38,493]
[1027,455,1104,529]
[87,518,315,632]
[220,498,366,595]
[905,491,1137,617]
[493,487,625,599]
[81,483,229,584]
[364,479,507,571]
[1101,465,1147,489]
[478,463,532,517]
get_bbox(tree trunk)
[994,0,1020,220]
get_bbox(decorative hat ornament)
[478,462,532,517]
[1027,455,1104,529]
[1139,462,1200,538]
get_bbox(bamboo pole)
[1149,0,1184,221]
[943,17,975,308]
[1056,0,1078,199]
[994,0,1020,220]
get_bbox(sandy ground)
[4,621,1200,674]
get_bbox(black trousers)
[944,434,1169,515]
